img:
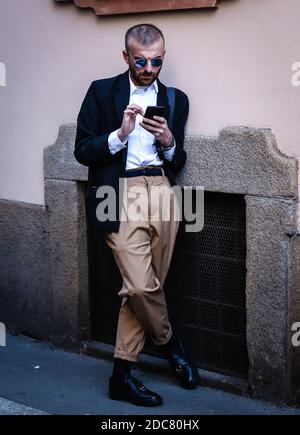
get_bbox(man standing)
[74,23,198,407]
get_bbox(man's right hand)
[117,104,144,142]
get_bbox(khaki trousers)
[104,169,180,362]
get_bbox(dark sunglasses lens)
[135,59,146,68]
[152,59,162,67]
[134,58,162,68]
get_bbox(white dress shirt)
[108,73,175,170]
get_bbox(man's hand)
[140,115,174,147]
[118,104,144,142]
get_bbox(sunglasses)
[127,51,163,69]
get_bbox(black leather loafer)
[165,334,199,389]
[109,374,163,407]
[167,353,198,389]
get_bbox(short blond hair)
[125,23,164,50]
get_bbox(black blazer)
[74,70,189,233]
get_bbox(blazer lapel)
[157,79,171,127]
[113,70,130,168]
[114,70,130,127]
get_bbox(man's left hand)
[140,116,174,148]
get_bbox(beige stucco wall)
[0,0,299,229]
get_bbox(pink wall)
[0,0,299,228]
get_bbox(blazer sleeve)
[157,89,189,174]
[74,81,117,167]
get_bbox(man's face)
[123,37,165,87]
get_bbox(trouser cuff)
[114,350,139,363]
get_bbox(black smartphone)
[144,106,166,120]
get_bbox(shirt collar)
[129,72,158,95]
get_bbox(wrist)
[117,128,128,143]
[161,135,175,150]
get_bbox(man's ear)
[123,50,129,66]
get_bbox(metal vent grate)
[163,191,248,377]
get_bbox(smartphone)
[144,106,166,120]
